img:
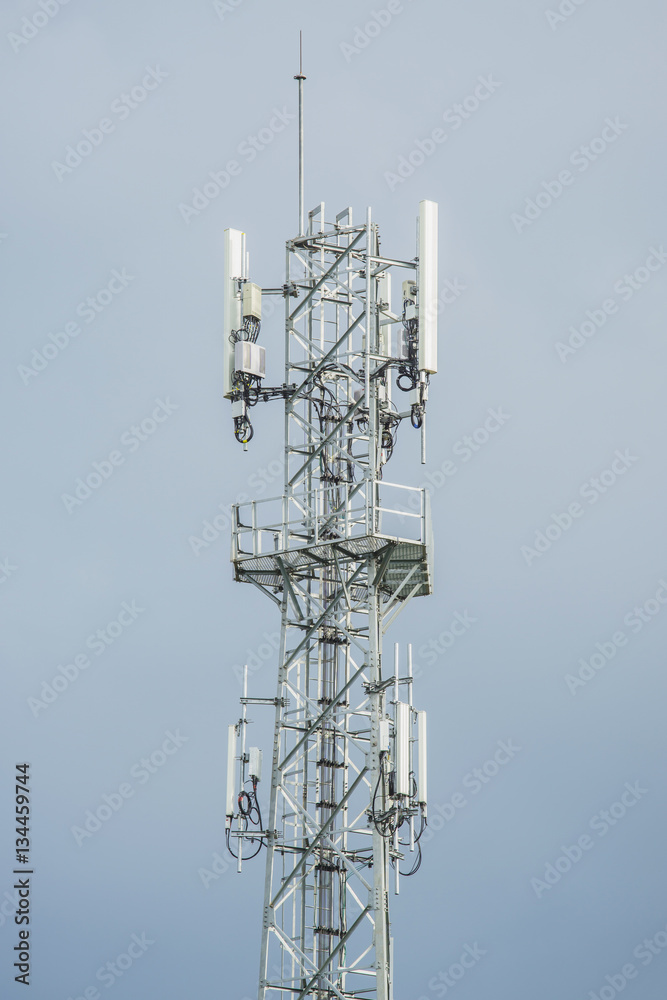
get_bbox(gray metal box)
[234,341,266,379]
[242,281,262,320]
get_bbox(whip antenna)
[294,30,306,235]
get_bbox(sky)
[1,0,667,998]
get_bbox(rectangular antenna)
[377,271,392,357]
[395,702,411,797]
[226,724,237,822]
[249,747,263,783]
[417,710,427,810]
[417,200,438,374]
[223,228,246,398]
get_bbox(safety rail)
[232,480,427,560]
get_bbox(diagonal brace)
[279,662,367,772]
[270,767,368,909]
[295,906,372,1000]
[288,229,366,323]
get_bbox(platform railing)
[231,480,426,561]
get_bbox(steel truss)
[229,205,433,1000]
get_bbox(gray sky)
[2,1,667,998]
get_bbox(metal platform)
[231,480,433,600]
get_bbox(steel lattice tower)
[224,52,438,1000]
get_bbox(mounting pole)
[294,31,306,236]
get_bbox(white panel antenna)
[417,710,427,812]
[394,702,411,797]
[417,199,438,374]
[248,747,263,783]
[225,724,237,824]
[223,228,246,398]
[377,270,392,357]
[234,342,266,380]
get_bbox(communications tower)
[224,46,438,1000]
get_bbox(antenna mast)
[222,46,439,1000]
[295,30,306,236]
